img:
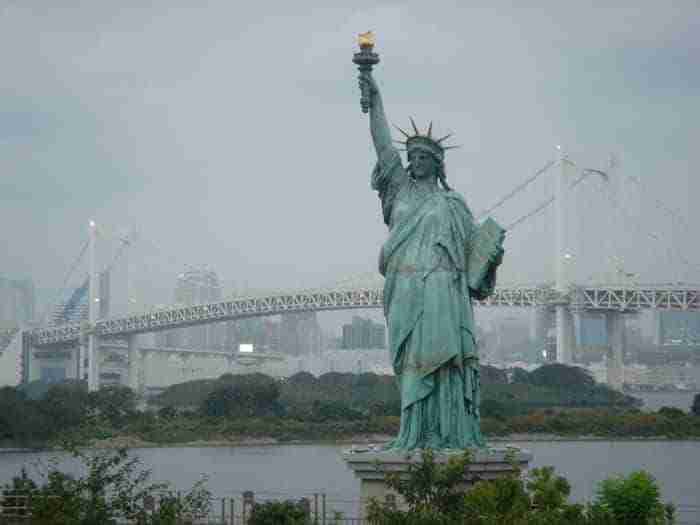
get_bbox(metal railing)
[0,492,371,524]
[3,492,698,524]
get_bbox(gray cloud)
[1,2,699,319]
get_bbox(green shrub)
[529,364,595,389]
[479,399,509,420]
[311,400,364,422]
[365,450,675,525]
[201,374,280,418]
[592,470,674,525]
[157,405,178,420]
[657,406,686,419]
[248,500,309,525]
[2,441,211,525]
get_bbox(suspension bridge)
[2,149,698,392]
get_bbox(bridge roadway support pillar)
[652,310,662,347]
[78,328,88,384]
[88,333,99,391]
[72,343,81,382]
[555,307,574,364]
[21,332,33,385]
[605,312,625,390]
[127,335,143,394]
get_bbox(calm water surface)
[2,442,699,521]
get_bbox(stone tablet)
[468,217,505,291]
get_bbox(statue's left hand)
[358,71,379,95]
[358,72,380,111]
[490,246,505,266]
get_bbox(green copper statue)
[355,34,504,450]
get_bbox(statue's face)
[408,150,437,180]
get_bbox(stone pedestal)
[343,446,532,511]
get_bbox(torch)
[353,31,380,114]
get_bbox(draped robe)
[372,147,497,450]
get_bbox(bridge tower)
[555,149,574,364]
[87,220,100,391]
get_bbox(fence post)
[144,494,155,515]
[321,493,326,525]
[313,493,319,524]
[243,490,255,524]
[300,497,311,522]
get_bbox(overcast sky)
[1,2,698,318]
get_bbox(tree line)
[2,364,699,447]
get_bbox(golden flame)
[358,31,375,48]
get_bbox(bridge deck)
[27,285,700,347]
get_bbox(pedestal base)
[343,446,533,512]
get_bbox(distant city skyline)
[341,315,386,350]
[0,275,35,326]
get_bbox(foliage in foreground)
[0,431,679,525]
[248,500,309,525]
[1,438,211,525]
[364,449,676,525]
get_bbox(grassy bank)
[76,407,700,449]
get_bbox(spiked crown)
[394,118,459,161]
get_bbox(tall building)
[341,316,386,350]
[279,312,322,356]
[0,276,35,325]
[658,311,700,347]
[156,267,224,350]
[259,319,281,352]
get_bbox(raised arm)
[360,71,405,227]
[359,72,395,159]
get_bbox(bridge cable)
[597,168,683,278]
[104,228,191,311]
[476,159,557,220]
[505,169,591,231]
[589,176,634,284]
[51,225,135,322]
[565,161,693,283]
[103,232,132,274]
[593,174,680,283]
[86,224,135,275]
[625,175,700,275]
[605,171,691,279]
[40,238,89,324]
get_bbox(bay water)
[2,441,699,522]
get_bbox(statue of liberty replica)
[354,32,505,451]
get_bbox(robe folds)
[371,147,496,450]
